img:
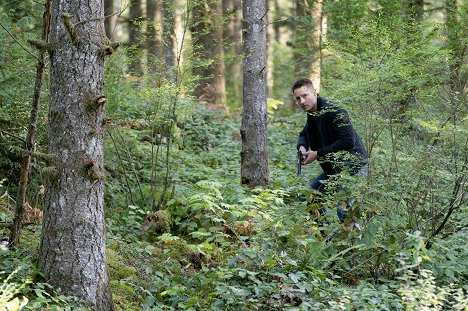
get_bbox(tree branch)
[0,21,38,60]
[0,129,26,144]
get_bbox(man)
[293,78,368,222]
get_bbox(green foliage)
[0,241,79,310]
[270,40,295,101]
[0,1,466,310]
[0,8,48,192]
[0,267,29,310]
[101,89,466,308]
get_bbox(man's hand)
[302,150,318,165]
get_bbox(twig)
[428,171,466,241]
[260,8,269,21]
[116,129,145,204]
[0,21,38,60]
[0,0,18,9]
[106,128,136,206]
[74,11,124,27]
[1,222,38,228]
[0,129,26,144]
[9,0,51,247]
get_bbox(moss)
[142,209,172,234]
[107,245,158,310]
[21,227,41,253]
[110,280,141,311]
[106,248,138,281]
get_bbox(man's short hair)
[291,78,314,92]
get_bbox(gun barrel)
[297,151,302,175]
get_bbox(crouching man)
[293,78,368,222]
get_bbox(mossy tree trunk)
[240,0,269,186]
[39,0,114,309]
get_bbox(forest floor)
[1,106,467,310]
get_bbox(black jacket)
[297,97,368,175]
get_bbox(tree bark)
[293,0,322,92]
[309,0,322,92]
[129,0,143,75]
[212,0,227,106]
[104,0,115,40]
[162,0,177,75]
[266,0,274,96]
[191,0,227,108]
[39,0,114,309]
[147,0,163,71]
[223,0,242,103]
[241,0,269,186]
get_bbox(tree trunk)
[191,0,227,108]
[293,0,322,92]
[212,0,227,106]
[39,0,114,309]
[223,0,242,104]
[147,0,163,71]
[162,0,177,77]
[129,0,143,75]
[241,0,269,186]
[104,0,115,40]
[266,0,274,96]
[446,0,464,95]
[273,0,281,42]
[309,0,322,92]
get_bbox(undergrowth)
[1,6,466,309]
[2,106,466,310]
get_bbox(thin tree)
[147,0,163,71]
[191,0,227,108]
[240,0,269,186]
[223,0,242,102]
[162,0,177,75]
[397,0,426,120]
[293,0,322,92]
[129,0,143,75]
[39,0,115,308]
[104,0,115,39]
[9,0,51,246]
[446,0,465,95]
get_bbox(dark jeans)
[310,164,368,222]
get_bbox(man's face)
[293,85,317,112]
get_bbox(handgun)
[297,151,304,175]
